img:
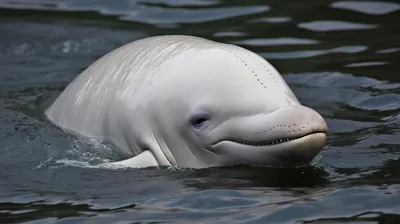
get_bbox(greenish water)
[0,0,399,223]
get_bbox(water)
[0,0,399,223]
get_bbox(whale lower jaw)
[211,132,327,167]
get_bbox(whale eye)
[190,114,210,129]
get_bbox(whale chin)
[212,132,326,167]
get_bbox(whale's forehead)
[170,45,293,92]
[114,36,297,110]
[150,43,299,115]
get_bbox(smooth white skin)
[45,35,327,169]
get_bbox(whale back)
[45,35,218,138]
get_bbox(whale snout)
[210,105,327,167]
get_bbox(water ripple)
[298,20,378,31]
[137,0,218,7]
[120,5,269,25]
[231,37,319,46]
[261,46,367,59]
[345,61,390,68]
[249,17,292,23]
[331,1,400,15]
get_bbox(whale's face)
[186,104,327,168]
[156,47,327,168]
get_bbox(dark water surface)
[0,0,399,223]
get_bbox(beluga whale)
[45,35,327,169]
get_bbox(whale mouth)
[210,131,327,167]
[219,131,327,147]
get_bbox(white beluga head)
[45,35,327,169]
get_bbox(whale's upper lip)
[212,130,326,147]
